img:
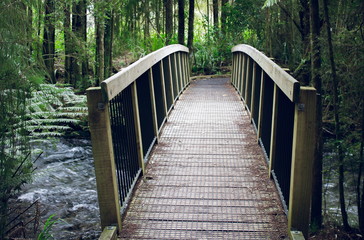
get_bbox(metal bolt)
[98,102,105,110]
[298,103,305,111]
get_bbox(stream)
[15,138,101,239]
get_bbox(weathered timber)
[288,87,316,238]
[232,44,300,102]
[87,87,122,232]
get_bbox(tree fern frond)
[262,0,279,8]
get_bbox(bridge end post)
[288,87,316,238]
[87,87,122,233]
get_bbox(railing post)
[250,61,257,120]
[268,84,278,178]
[231,53,236,87]
[288,87,316,238]
[237,54,242,94]
[148,68,159,142]
[86,87,122,232]
[244,56,251,104]
[167,56,175,105]
[257,72,266,142]
[159,61,168,118]
[240,54,246,98]
[131,82,145,173]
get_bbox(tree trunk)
[144,0,150,46]
[310,0,323,230]
[42,0,55,83]
[104,10,114,79]
[187,0,194,51]
[213,0,218,30]
[322,0,351,230]
[95,14,105,86]
[71,1,82,88]
[178,0,185,45]
[221,0,228,36]
[80,0,88,90]
[156,0,161,34]
[165,0,173,45]
[360,103,364,233]
[64,1,71,84]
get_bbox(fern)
[24,84,87,139]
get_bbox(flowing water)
[16,138,101,239]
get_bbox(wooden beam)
[167,56,175,106]
[148,68,159,142]
[250,62,257,122]
[257,72,266,142]
[102,44,189,102]
[99,226,117,240]
[131,82,145,173]
[288,87,316,238]
[232,44,300,102]
[268,84,278,178]
[86,87,122,232]
[244,56,251,106]
[159,61,168,119]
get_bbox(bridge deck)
[119,78,288,239]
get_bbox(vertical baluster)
[159,61,168,120]
[257,72,266,142]
[148,68,159,142]
[269,84,278,178]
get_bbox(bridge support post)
[87,87,122,233]
[288,87,316,238]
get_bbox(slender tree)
[165,0,173,44]
[213,0,218,30]
[221,0,228,36]
[95,3,105,86]
[64,0,72,84]
[104,9,114,78]
[42,0,56,83]
[309,0,323,230]
[178,0,185,45]
[187,0,194,50]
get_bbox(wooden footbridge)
[87,44,316,240]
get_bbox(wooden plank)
[177,53,183,94]
[240,54,246,100]
[119,78,288,239]
[250,62,257,122]
[289,230,305,240]
[159,60,168,119]
[232,44,299,102]
[148,68,159,142]
[288,87,316,238]
[102,44,189,102]
[257,72,266,142]
[86,87,122,232]
[131,82,145,173]
[268,84,278,178]
[244,56,251,105]
[99,226,117,240]
[167,55,175,104]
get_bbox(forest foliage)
[0,0,363,238]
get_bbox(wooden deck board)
[119,78,288,239]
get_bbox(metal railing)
[231,44,317,238]
[87,44,190,232]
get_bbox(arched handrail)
[232,44,300,102]
[87,44,190,232]
[102,44,189,102]
[231,44,316,238]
